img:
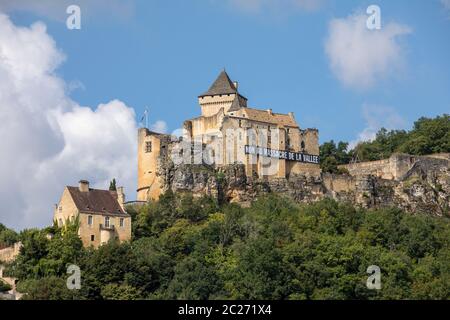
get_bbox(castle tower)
[137,69,322,203]
[137,128,167,201]
[198,70,247,117]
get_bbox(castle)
[135,70,449,215]
[137,70,321,201]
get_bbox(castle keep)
[137,70,321,201]
[135,70,449,216]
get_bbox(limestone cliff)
[154,152,450,217]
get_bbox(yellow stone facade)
[53,181,131,248]
[137,71,321,201]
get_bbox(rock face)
[155,153,450,216]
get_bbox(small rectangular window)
[105,216,110,228]
[91,235,95,242]
[88,215,93,226]
[120,218,124,228]
[145,141,152,153]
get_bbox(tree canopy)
[320,114,449,173]
[4,193,450,300]
[0,224,19,248]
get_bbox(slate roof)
[67,187,128,216]
[240,107,299,128]
[199,70,237,97]
[228,94,244,112]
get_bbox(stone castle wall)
[339,153,450,181]
[0,242,22,263]
[153,152,449,216]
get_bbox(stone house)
[53,180,131,248]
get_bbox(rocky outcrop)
[155,154,449,216]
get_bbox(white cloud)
[150,120,168,134]
[441,0,450,16]
[349,104,407,149]
[442,0,450,10]
[227,0,325,14]
[0,13,138,230]
[324,13,411,90]
[0,0,135,21]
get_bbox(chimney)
[233,81,239,90]
[79,180,89,192]
[288,112,295,119]
[117,186,126,211]
[267,109,273,115]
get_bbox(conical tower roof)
[199,70,238,97]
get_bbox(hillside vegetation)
[0,224,19,249]
[3,193,450,300]
[320,114,450,173]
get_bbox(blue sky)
[1,0,449,229]
[7,0,450,143]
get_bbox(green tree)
[7,192,450,301]
[351,114,449,161]
[0,224,19,247]
[17,277,81,300]
[77,240,135,299]
[166,255,223,299]
[320,140,351,173]
[109,178,117,191]
[0,279,12,293]
[101,283,142,300]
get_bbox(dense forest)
[320,114,450,173]
[1,113,449,300]
[1,193,449,300]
